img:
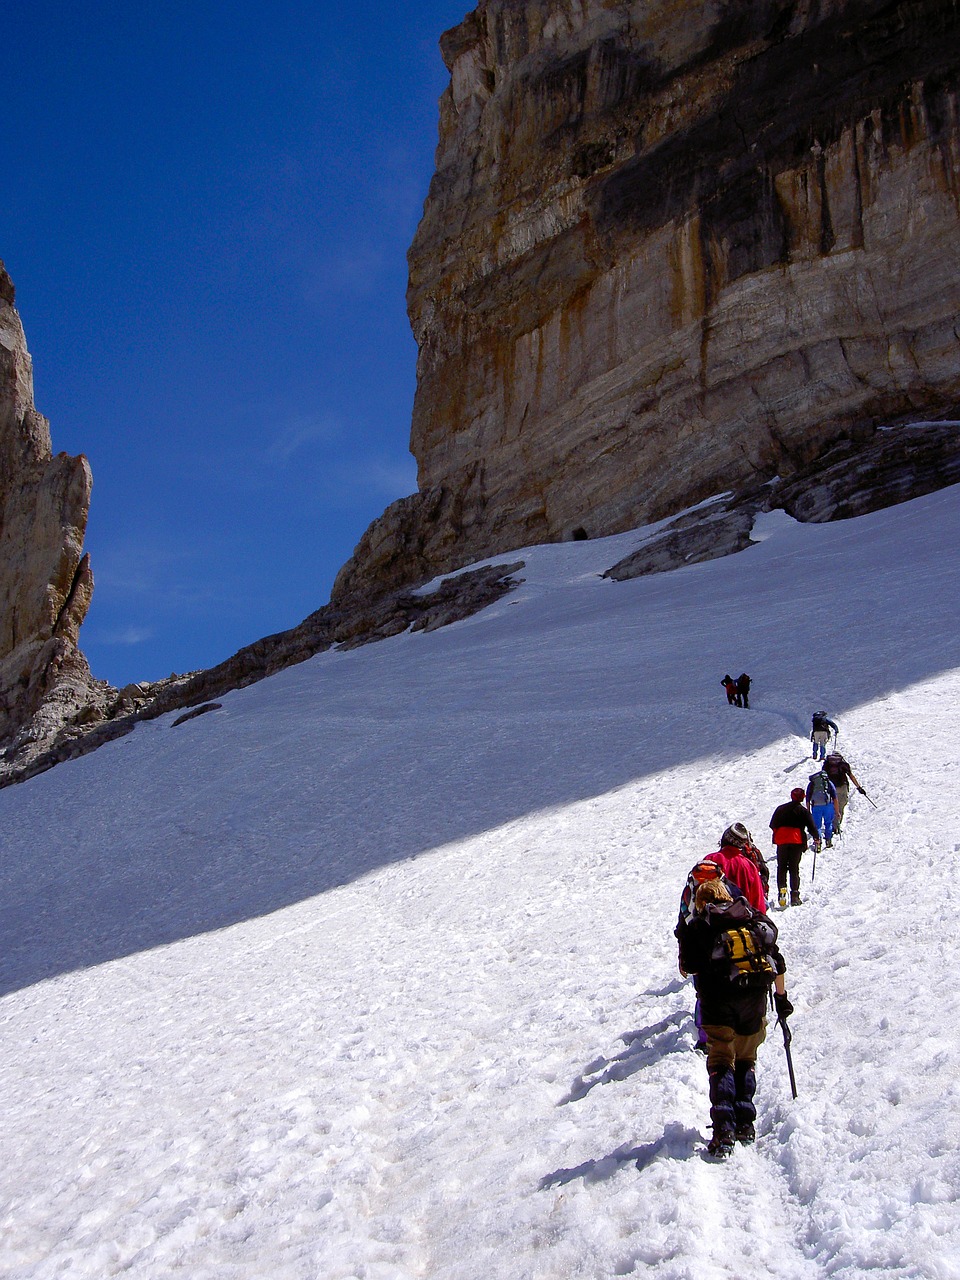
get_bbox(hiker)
[676,877,790,1157]
[711,823,767,911]
[806,768,839,847]
[822,751,864,829]
[677,859,744,1053]
[769,787,821,907]
[736,673,751,709]
[810,711,839,760]
[718,821,770,903]
[722,675,738,705]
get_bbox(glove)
[857,786,866,795]
[774,992,794,1020]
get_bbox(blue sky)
[3,1,470,685]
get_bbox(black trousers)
[776,845,803,894]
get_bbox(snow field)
[2,483,960,1277]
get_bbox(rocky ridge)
[0,263,110,752]
[0,560,525,786]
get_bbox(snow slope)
[2,483,960,1279]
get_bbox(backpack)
[823,753,848,784]
[741,841,770,892]
[707,906,779,989]
[812,713,831,733]
[808,772,833,805]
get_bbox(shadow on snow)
[559,1012,692,1104]
[1,485,959,995]
[539,1121,702,1188]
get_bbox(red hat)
[790,787,805,801]
[691,860,722,884]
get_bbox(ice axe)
[771,991,798,1099]
[779,1013,798,1099]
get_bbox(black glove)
[774,992,794,1020]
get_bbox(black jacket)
[769,801,819,849]
[676,898,785,1035]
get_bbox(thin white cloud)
[299,243,387,306]
[266,415,341,466]
[91,542,234,609]
[92,625,155,647]
[323,453,418,505]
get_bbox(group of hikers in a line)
[675,709,871,1159]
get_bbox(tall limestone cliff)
[333,0,960,599]
[0,261,102,746]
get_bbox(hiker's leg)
[703,1024,736,1136]
[732,1028,765,1128]
[776,849,789,891]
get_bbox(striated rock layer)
[0,262,106,745]
[334,0,960,599]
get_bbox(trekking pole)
[811,843,819,882]
[859,787,879,810]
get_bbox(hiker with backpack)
[810,711,839,760]
[736,673,751,708]
[675,876,790,1158]
[677,858,744,1053]
[769,788,821,907]
[721,675,738,705]
[822,751,865,829]
[710,823,768,911]
[806,768,839,847]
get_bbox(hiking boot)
[707,1129,735,1159]
[735,1123,756,1145]
[825,839,833,848]
[778,889,788,909]
[791,893,802,906]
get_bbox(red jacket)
[710,846,767,911]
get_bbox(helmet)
[790,787,805,802]
[720,822,751,848]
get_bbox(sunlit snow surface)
[2,487,960,1279]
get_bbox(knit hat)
[720,822,751,848]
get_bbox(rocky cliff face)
[0,262,105,747]
[333,0,960,599]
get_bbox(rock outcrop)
[334,0,960,600]
[602,418,960,579]
[0,262,108,749]
[0,561,525,786]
